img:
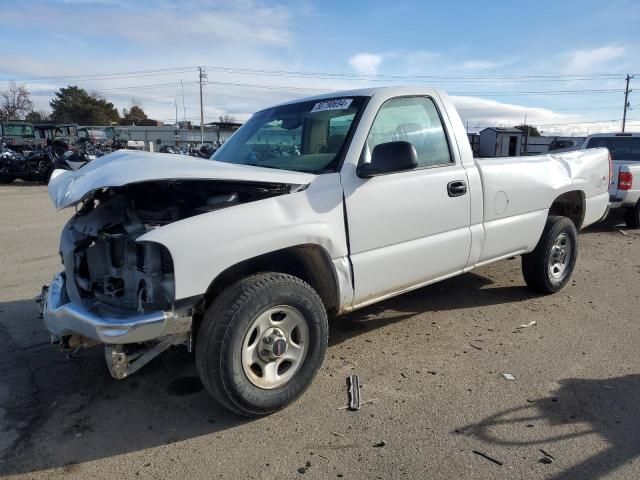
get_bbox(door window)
[366,97,452,167]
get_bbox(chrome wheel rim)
[549,232,571,280]
[241,305,309,389]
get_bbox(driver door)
[342,96,472,305]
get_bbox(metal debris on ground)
[518,320,537,328]
[539,449,555,459]
[616,228,629,236]
[373,440,387,447]
[472,450,503,466]
[502,373,515,380]
[538,457,553,464]
[347,374,361,411]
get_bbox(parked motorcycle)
[187,144,217,158]
[0,144,59,184]
[159,145,179,154]
[62,143,104,170]
[0,143,106,184]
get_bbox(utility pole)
[523,113,529,156]
[198,66,207,144]
[622,74,634,132]
[180,79,186,124]
[174,99,178,126]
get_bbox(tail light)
[619,171,633,190]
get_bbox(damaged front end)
[41,178,293,378]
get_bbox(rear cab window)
[586,137,640,161]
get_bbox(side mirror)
[357,141,418,178]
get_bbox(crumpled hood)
[48,150,316,209]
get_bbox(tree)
[25,110,51,123]
[0,82,34,120]
[219,114,237,124]
[121,103,148,125]
[514,124,541,137]
[49,86,120,124]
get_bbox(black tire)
[39,165,54,185]
[624,203,640,229]
[522,215,578,294]
[196,272,328,417]
[0,175,15,184]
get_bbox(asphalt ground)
[1,181,639,479]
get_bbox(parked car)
[78,127,108,143]
[548,139,578,152]
[0,121,44,152]
[34,123,79,156]
[581,133,640,228]
[40,87,610,416]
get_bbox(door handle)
[447,180,467,197]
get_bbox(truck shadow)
[330,269,535,346]
[580,209,632,235]
[0,298,249,476]
[0,269,532,475]
[458,374,640,479]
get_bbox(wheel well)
[195,245,340,320]
[549,190,585,229]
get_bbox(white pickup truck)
[42,87,610,416]
[581,133,640,228]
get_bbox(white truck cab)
[582,132,640,227]
[41,87,610,416]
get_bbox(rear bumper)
[42,273,190,344]
[609,191,640,209]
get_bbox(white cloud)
[348,53,382,75]
[451,95,635,136]
[453,95,573,126]
[459,60,502,70]
[564,45,626,74]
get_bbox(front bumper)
[42,273,190,344]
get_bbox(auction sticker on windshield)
[311,99,353,113]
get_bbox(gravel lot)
[1,182,639,479]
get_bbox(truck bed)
[474,149,610,264]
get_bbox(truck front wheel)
[196,272,328,417]
[522,215,578,294]
[623,203,640,229]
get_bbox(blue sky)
[0,0,638,134]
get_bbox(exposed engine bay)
[60,179,292,313]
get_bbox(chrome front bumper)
[42,273,190,344]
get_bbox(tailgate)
[610,161,624,196]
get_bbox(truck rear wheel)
[196,272,328,417]
[522,215,577,294]
[623,203,640,229]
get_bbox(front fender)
[137,174,348,300]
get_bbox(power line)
[1,64,635,85]
[202,65,629,82]
[457,106,620,112]
[28,81,199,96]
[0,66,198,83]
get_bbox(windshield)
[586,136,640,161]
[211,96,366,173]
[2,123,34,138]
